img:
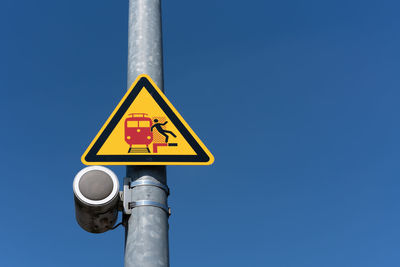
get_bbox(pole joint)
[128,200,171,216]
[130,180,170,195]
[123,177,170,215]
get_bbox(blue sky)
[1,0,400,266]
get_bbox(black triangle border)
[85,77,210,163]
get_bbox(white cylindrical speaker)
[73,166,120,233]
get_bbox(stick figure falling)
[150,119,176,143]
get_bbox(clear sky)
[1,0,400,266]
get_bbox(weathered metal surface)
[127,0,164,91]
[125,0,169,266]
[73,167,120,234]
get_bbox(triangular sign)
[82,74,214,165]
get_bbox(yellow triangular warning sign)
[81,74,214,165]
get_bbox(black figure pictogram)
[151,119,176,143]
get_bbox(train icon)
[125,113,153,153]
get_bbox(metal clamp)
[129,200,171,216]
[130,180,170,195]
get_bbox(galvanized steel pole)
[125,0,169,267]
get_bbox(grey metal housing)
[73,167,120,234]
[73,194,119,234]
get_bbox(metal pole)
[125,0,169,267]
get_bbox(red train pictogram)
[124,113,153,152]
